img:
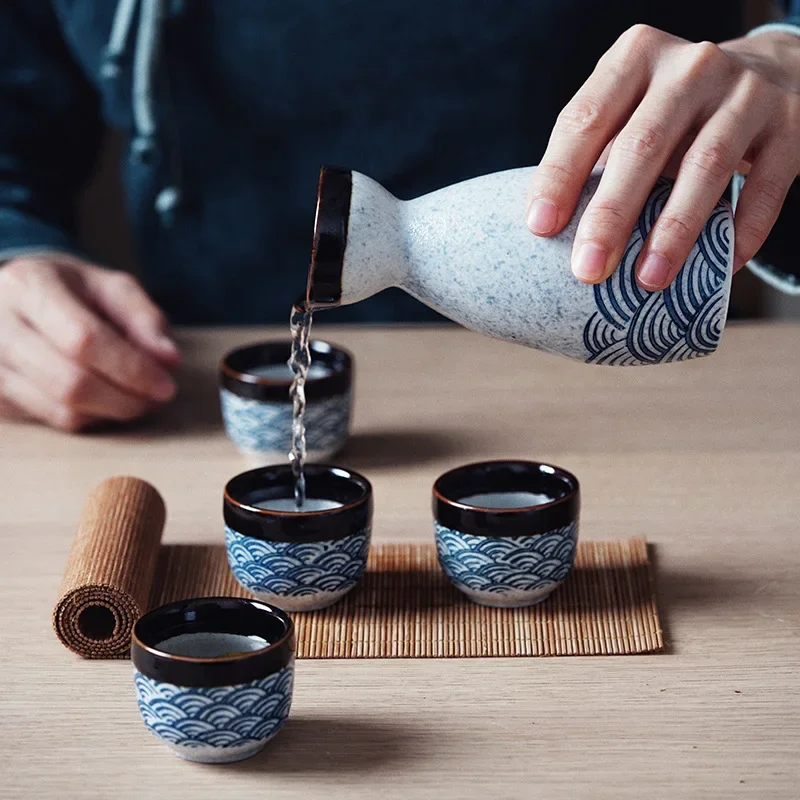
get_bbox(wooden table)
[2,324,799,799]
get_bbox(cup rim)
[219,339,353,402]
[132,597,295,687]
[433,460,580,538]
[224,464,373,543]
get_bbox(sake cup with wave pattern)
[131,597,294,764]
[224,464,372,612]
[219,339,353,465]
[433,460,580,608]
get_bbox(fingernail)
[151,373,177,402]
[526,199,558,235]
[156,334,180,358]
[572,243,608,282]
[637,253,671,290]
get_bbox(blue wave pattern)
[134,663,293,753]
[435,523,578,596]
[583,180,731,365]
[226,526,370,597]
[220,389,351,454]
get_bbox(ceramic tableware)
[219,339,353,464]
[433,460,580,608]
[307,165,733,365]
[131,597,294,764]
[224,464,372,611]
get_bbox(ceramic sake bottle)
[307,166,733,365]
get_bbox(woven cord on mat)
[150,537,663,658]
[53,477,166,658]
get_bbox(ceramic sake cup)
[131,597,295,764]
[219,339,353,465]
[224,465,373,612]
[433,460,580,608]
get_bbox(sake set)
[126,164,731,764]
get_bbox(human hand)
[526,24,800,291]
[0,254,180,430]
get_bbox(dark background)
[75,0,799,323]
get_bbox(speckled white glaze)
[164,737,271,764]
[340,167,734,365]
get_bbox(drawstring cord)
[100,0,139,79]
[101,0,183,226]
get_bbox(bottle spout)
[306,165,352,309]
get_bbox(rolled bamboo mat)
[150,538,663,657]
[53,477,166,658]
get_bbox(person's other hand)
[0,254,180,430]
[526,25,800,291]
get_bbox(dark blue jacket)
[0,1,798,324]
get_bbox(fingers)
[731,139,798,271]
[0,395,30,423]
[0,365,93,432]
[657,131,695,180]
[526,25,660,237]
[8,264,177,402]
[594,138,616,169]
[82,269,181,366]
[570,85,701,283]
[636,94,764,290]
[0,314,153,421]
[531,24,800,293]
[0,257,177,431]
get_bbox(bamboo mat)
[150,537,662,657]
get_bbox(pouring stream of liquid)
[288,301,313,508]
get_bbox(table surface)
[2,323,799,800]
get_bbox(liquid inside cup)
[247,363,331,380]
[251,497,343,512]
[457,491,553,509]
[156,632,271,658]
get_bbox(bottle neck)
[339,171,407,304]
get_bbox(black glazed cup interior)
[224,464,373,543]
[433,460,580,537]
[219,339,353,402]
[131,597,295,688]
